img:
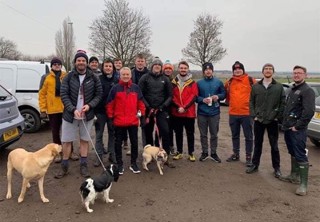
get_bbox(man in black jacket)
[246,63,285,178]
[280,65,315,196]
[55,50,102,179]
[138,57,175,168]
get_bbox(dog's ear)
[80,181,88,191]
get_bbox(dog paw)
[18,197,24,203]
[107,199,114,203]
[27,183,31,188]
[160,172,163,175]
[87,209,93,213]
[42,197,50,203]
[6,193,12,199]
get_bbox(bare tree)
[182,14,227,68]
[0,37,21,60]
[55,17,75,72]
[89,0,151,66]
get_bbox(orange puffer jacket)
[224,74,256,115]
[39,70,67,114]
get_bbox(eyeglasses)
[293,72,305,75]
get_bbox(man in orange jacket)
[224,61,256,166]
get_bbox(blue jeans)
[229,115,253,155]
[197,114,220,155]
[284,129,308,163]
[94,112,115,156]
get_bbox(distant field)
[275,77,320,83]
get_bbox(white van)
[0,60,50,133]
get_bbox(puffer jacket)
[250,78,285,124]
[61,68,102,123]
[225,74,256,116]
[171,74,198,118]
[138,72,172,110]
[106,79,145,127]
[39,70,67,114]
[197,76,226,116]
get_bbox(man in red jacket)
[171,61,198,162]
[106,67,146,175]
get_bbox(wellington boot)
[295,162,309,196]
[279,156,300,184]
[164,156,176,168]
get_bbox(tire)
[20,108,41,133]
[309,137,320,147]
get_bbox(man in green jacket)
[246,63,285,178]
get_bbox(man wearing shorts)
[55,50,102,179]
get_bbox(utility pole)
[66,21,73,72]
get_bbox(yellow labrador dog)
[6,143,62,203]
[142,144,168,175]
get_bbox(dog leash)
[81,118,107,171]
[146,109,163,150]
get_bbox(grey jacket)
[250,78,285,124]
[61,68,102,123]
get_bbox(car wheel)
[309,137,320,147]
[20,109,41,133]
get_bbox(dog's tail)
[144,144,152,150]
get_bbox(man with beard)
[171,61,198,162]
[55,50,102,179]
[246,63,285,178]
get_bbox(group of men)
[38,50,314,196]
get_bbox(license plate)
[314,112,320,119]
[3,128,19,141]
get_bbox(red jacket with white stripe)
[106,79,145,127]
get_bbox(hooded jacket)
[224,74,256,116]
[171,73,198,118]
[106,79,145,127]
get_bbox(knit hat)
[50,57,62,67]
[163,59,174,71]
[232,61,245,73]
[89,56,99,64]
[262,63,274,72]
[150,57,163,70]
[74,49,88,63]
[202,62,214,72]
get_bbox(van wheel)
[20,109,41,133]
[310,138,320,147]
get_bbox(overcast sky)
[0,0,319,72]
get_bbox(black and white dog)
[79,164,120,213]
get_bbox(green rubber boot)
[295,162,309,196]
[279,156,300,184]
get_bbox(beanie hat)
[202,62,214,72]
[89,56,99,64]
[262,63,274,72]
[50,57,62,67]
[74,49,88,63]
[150,57,163,70]
[163,59,174,71]
[232,61,245,73]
